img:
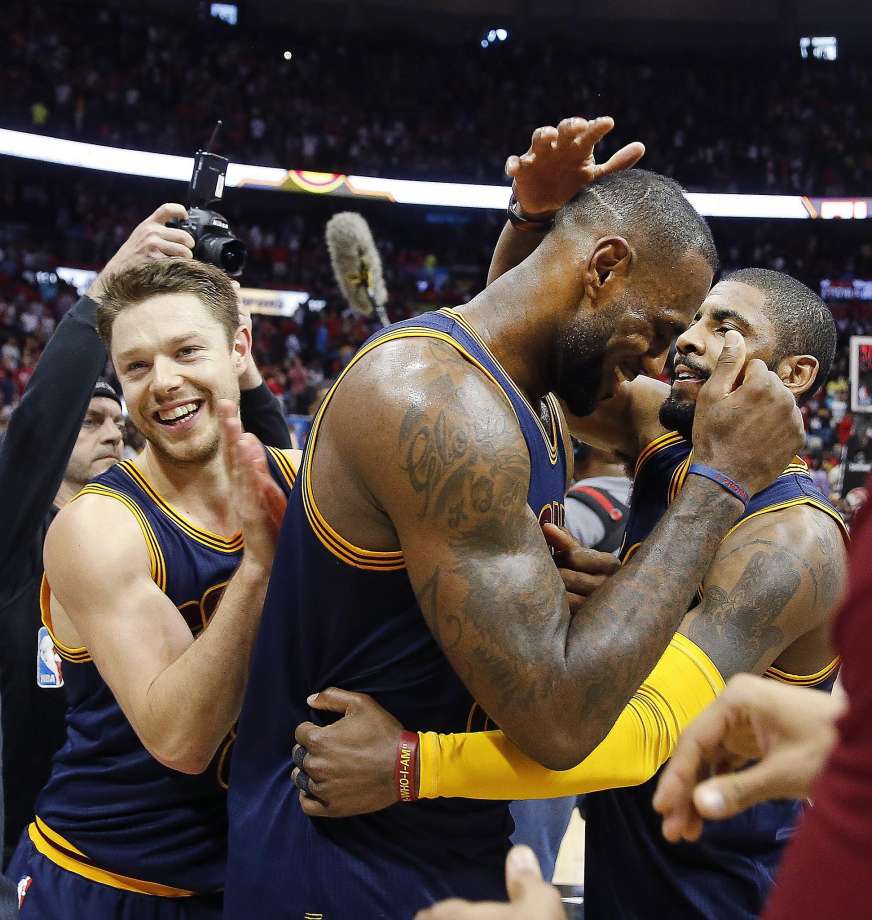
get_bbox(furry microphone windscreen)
[325,212,388,317]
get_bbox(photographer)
[0,203,289,888]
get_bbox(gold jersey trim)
[668,451,693,504]
[441,308,561,466]
[74,484,168,591]
[633,432,685,478]
[723,496,849,542]
[29,817,197,898]
[40,577,89,664]
[766,656,840,687]
[706,486,846,690]
[266,446,299,490]
[118,461,244,554]
[42,484,169,663]
[628,441,844,690]
[303,326,520,571]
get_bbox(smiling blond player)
[9,259,299,919]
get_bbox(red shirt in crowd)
[764,485,872,918]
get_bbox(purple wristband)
[688,463,750,508]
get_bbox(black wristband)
[507,194,554,232]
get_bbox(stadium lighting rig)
[800,36,838,61]
[0,127,868,221]
[209,3,238,26]
[481,27,509,48]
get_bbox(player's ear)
[583,236,633,305]
[231,323,252,375]
[777,354,818,400]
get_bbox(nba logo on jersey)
[17,875,32,908]
[36,626,63,689]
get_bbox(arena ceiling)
[235,0,872,32]
[54,0,872,51]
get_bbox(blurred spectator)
[2,185,872,480]
[4,0,872,193]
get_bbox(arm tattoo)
[684,548,801,679]
[399,365,528,529]
[399,352,560,720]
[811,514,845,616]
[397,342,747,762]
[558,477,745,755]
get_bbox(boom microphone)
[325,212,390,327]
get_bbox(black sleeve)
[239,382,291,449]
[0,296,106,574]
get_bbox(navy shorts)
[9,837,223,919]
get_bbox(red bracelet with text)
[395,731,419,803]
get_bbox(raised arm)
[489,118,667,456]
[0,204,195,575]
[327,331,804,772]
[235,290,292,449]
[0,293,105,570]
[488,117,645,285]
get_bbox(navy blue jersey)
[226,309,568,919]
[584,432,846,920]
[29,449,296,897]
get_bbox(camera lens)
[196,233,247,278]
[219,239,247,277]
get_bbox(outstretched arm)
[421,505,845,800]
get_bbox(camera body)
[170,207,246,278]
[168,148,247,277]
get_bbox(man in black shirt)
[0,203,290,901]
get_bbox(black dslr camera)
[169,137,246,277]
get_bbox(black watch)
[507,194,555,232]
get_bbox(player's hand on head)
[542,523,620,612]
[691,331,806,497]
[506,116,645,219]
[291,687,404,818]
[217,399,287,570]
[414,846,566,919]
[652,674,845,845]
[88,203,197,301]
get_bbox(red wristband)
[395,731,419,803]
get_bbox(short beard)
[148,428,222,467]
[553,319,609,419]
[659,394,696,440]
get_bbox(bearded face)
[659,353,712,440]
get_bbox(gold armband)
[418,633,724,800]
